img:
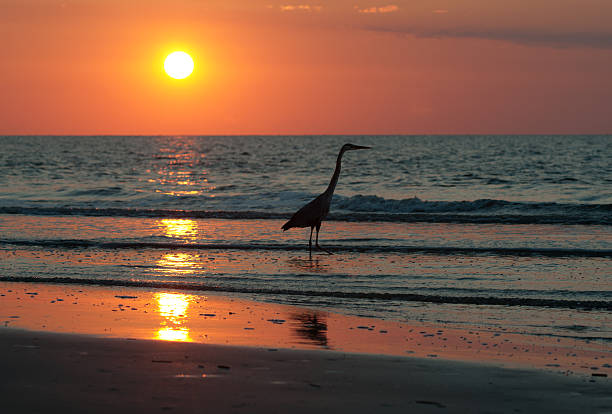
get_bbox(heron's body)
[281,192,331,230]
[282,143,370,254]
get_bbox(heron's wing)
[282,193,330,230]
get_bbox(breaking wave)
[0,195,610,225]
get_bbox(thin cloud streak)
[356,5,399,14]
[280,4,322,12]
[362,25,612,49]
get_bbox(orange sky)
[2,0,612,134]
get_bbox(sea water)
[0,135,610,341]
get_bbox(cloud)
[266,2,611,50]
[362,24,612,49]
[280,4,322,12]
[356,4,399,14]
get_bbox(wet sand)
[2,282,611,376]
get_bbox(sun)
[164,51,194,79]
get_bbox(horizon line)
[2,133,611,137]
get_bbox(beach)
[1,135,611,412]
[2,282,611,413]
[2,280,612,412]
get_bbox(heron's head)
[342,143,371,152]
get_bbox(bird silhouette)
[282,143,371,254]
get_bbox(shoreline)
[2,281,611,378]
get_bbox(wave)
[0,206,284,220]
[3,239,611,257]
[334,195,611,221]
[64,187,124,197]
[0,196,611,225]
[2,276,610,311]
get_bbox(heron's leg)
[309,226,314,255]
[315,223,333,255]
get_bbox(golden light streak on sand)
[155,292,193,320]
[154,292,195,342]
[156,326,191,342]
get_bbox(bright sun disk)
[164,51,194,79]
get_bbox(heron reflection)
[286,257,328,273]
[291,312,329,348]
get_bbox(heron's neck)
[325,149,346,196]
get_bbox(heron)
[281,143,371,254]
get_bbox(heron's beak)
[352,145,371,150]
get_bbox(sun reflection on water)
[154,292,195,342]
[157,253,199,274]
[160,218,198,240]
[143,137,217,197]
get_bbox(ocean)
[1,135,610,342]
